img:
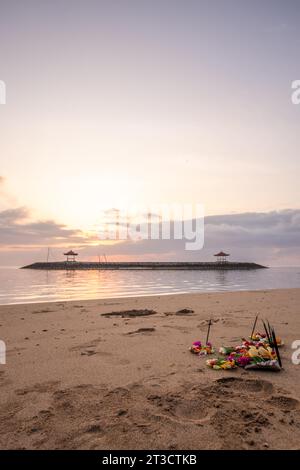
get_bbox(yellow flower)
[258,346,272,358]
[248,347,259,357]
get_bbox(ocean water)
[0,266,299,305]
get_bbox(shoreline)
[0,288,300,449]
[1,286,300,307]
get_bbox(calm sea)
[0,266,299,305]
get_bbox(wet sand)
[0,288,299,450]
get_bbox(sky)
[0,0,300,266]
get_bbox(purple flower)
[237,356,251,367]
[193,341,201,347]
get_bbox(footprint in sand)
[270,395,299,411]
[173,398,210,422]
[215,377,274,395]
[147,391,211,425]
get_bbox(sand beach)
[0,288,299,450]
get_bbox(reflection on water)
[0,266,299,305]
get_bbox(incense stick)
[267,320,272,340]
[262,320,271,344]
[250,314,259,339]
[271,327,282,368]
[206,319,212,345]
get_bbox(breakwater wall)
[21,262,267,270]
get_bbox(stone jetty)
[21,261,267,270]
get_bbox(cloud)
[0,207,29,224]
[205,210,300,248]
[1,207,300,266]
[75,209,300,266]
[0,177,96,254]
[0,206,91,247]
